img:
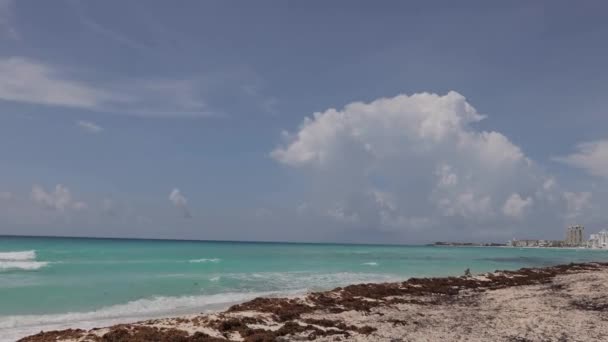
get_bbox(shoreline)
[19,262,608,342]
[435,244,608,251]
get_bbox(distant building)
[548,240,565,247]
[507,224,587,248]
[518,240,542,247]
[508,239,564,248]
[588,230,608,249]
[565,225,584,247]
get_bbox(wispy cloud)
[72,2,146,50]
[554,140,608,179]
[77,120,103,133]
[0,57,213,118]
[241,83,279,115]
[0,57,114,109]
[0,0,18,40]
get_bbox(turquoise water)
[2,236,608,341]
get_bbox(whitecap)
[189,258,220,263]
[0,250,36,261]
[362,262,378,266]
[209,276,221,282]
[0,261,49,271]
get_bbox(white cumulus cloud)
[327,203,360,224]
[0,191,12,200]
[169,188,191,218]
[563,191,592,220]
[31,184,87,211]
[271,91,563,239]
[554,140,608,179]
[439,192,493,219]
[435,164,458,187]
[502,193,533,219]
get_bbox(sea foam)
[0,290,298,342]
[0,250,36,261]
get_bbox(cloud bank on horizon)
[0,0,607,243]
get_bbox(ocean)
[1,236,608,341]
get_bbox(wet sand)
[20,262,608,342]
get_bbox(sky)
[0,0,607,244]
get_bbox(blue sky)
[0,0,607,243]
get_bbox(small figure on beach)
[464,268,471,277]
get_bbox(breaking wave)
[0,250,36,261]
[0,290,299,342]
[0,250,48,272]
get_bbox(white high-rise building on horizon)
[589,230,608,249]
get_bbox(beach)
[4,237,608,340]
[3,0,606,340]
[19,262,608,341]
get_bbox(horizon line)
[0,233,427,247]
